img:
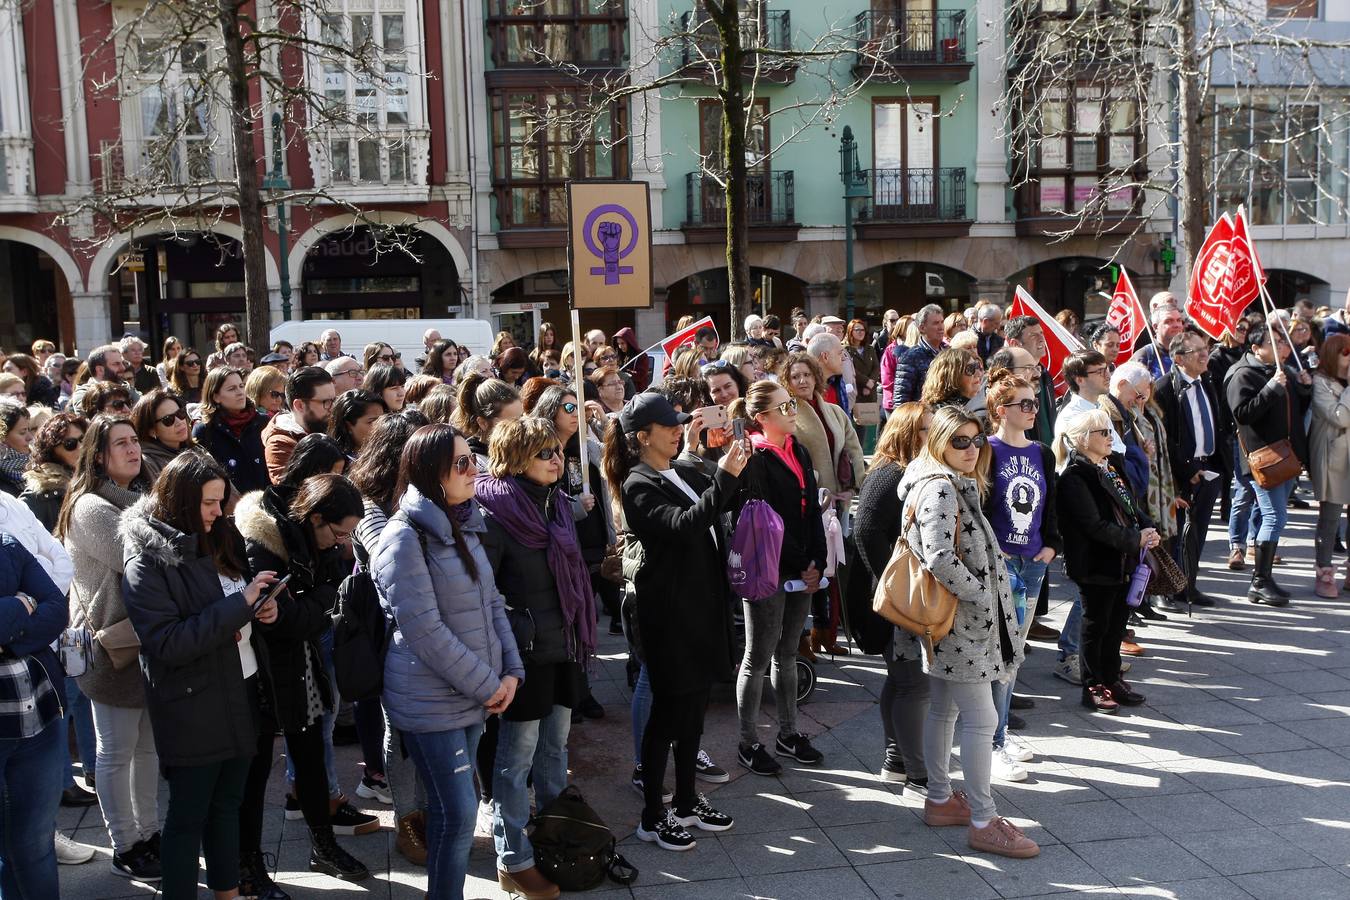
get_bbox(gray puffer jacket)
[372,486,524,735]
[896,454,1021,685]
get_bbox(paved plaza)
[59,504,1350,899]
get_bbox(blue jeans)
[630,665,652,767]
[404,724,484,900]
[997,557,1047,749]
[1228,439,1262,547]
[1252,478,1294,544]
[0,718,63,899]
[492,706,571,873]
[285,633,341,799]
[61,678,96,788]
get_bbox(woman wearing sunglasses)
[476,416,594,900]
[165,350,203,405]
[897,406,1037,859]
[728,381,828,776]
[20,411,88,532]
[131,391,197,487]
[373,424,523,899]
[921,348,987,425]
[1056,409,1159,715]
[983,371,1061,784]
[235,472,373,885]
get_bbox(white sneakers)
[55,831,96,865]
[1052,655,1083,685]
[992,747,1028,783]
[1003,735,1034,763]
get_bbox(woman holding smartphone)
[122,453,281,900]
[729,381,828,776]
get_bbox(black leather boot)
[239,850,290,899]
[308,827,370,881]
[1249,542,1290,607]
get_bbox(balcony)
[97,139,233,206]
[854,167,971,238]
[307,128,432,203]
[853,10,972,83]
[682,171,799,243]
[0,133,34,212]
[680,9,797,85]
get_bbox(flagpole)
[1122,269,1165,368]
[571,308,591,496]
[1239,203,1306,372]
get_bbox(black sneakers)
[631,766,673,803]
[330,799,380,836]
[111,838,162,882]
[309,829,370,881]
[673,794,734,832]
[775,732,824,765]
[636,810,697,852]
[695,749,729,783]
[737,742,782,776]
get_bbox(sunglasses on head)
[949,433,988,450]
[1000,398,1040,414]
[156,409,189,427]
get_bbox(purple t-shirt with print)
[987,436,1045,558]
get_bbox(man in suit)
[1153,331,1227,609]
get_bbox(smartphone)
[252,573,292,613]
[700,404,728,430]
[732,418,746,442]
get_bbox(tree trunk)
[708,0,750,342]
[219,0,272,354]
[1175,0,1205,280]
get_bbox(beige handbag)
[853,401,881,426]
[73,591,142,671]
[871,476,960,664]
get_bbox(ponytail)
[602,417,643,500]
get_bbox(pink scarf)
[751,432,806,511]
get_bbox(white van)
[269,318,495,365]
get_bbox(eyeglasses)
[182,359,201,368]
[602,380,622,390]
[597,354,617,364]
[1010,364,1040,375]
[156,410,189,427]
[326,523,352,544]
[59,436,82,452]
[337,368,362,378]
[774,398,798,416]
[452,454,477,475]
[949,433,988,450]
[963,363,984,378]
[1000,398,1040,414]
[562,402,578,414]
[309,397,336,410]
[1085,366,1111,378]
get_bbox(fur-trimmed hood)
[22,462,71,494]
[233,488,290,563]
[119,496,194,569]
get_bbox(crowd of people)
[0,288,1343,898]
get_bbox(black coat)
[193,412,271,495]
[1152,368,1230,488]
[235,486,338,732]
[736,439,828,579]
[28,376,60,409]
[1224,352,1311,475]
[120,500,261,767]
[621,461,738,696]
[1057,454,1152,586]
[855,460,904,581]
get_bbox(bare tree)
[999,0,1350,276]
[534,0,963,338]
[66,0,429,351]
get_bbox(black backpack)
[529,786,637,891]
[330,520,424,702]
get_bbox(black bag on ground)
[330,567,388,702]
[529,785,638,890]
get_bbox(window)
[0,3,27,200]
[1019,84,1140,217]
[130,38,222,184]
[1267,0,1318,17]
[487,0,626,67]
[872,97,938,210]
[695,100,770,220]
[309,0,428,188]
[490,88,626,229]
[1210,95,1344,225]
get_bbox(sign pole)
[571,307,591,496]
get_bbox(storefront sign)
[567,180,652,309]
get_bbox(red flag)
[1008,286,1083,397]
[660,315,717,360]
[1105,269,1148,367]
[1186,214,1250,340]
[1228,206,1264,312]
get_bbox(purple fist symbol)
[599,221,623,283]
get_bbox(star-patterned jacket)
[895,454,1021,685]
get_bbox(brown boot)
[822,625,850,656]
[800,632,818,663]
[395,812,427,866]
[498,865,561,900]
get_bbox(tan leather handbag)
[871,476,960,664]
[1237,390,1302,490]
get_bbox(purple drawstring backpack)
[727,500,785,602]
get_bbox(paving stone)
[1231,865,1350,900]
[718,826,850,876]
[854,856,1001,900]
[1171,825,1323,876]
[1066,834,1216,886]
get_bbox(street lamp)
[262,112,293,321]
[839,125,871,323]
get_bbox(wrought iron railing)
[684,170,795,226]
[857,167,967,222]
[854,9,968,67]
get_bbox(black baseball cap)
[620,393,691,432]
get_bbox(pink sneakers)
[968,816,1041,859]
[923,790,972,827]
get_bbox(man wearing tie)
[1153,331,1228,609]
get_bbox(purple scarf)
[475,474,596,661]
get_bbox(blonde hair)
[873,402,928,468]
[1054,407,1112,470]
[487,415,560,478]
[244,366,284,408]
[920,348,980,407]
[719,344,750,368]
[948,330,978,352]
[920,405,990,494]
